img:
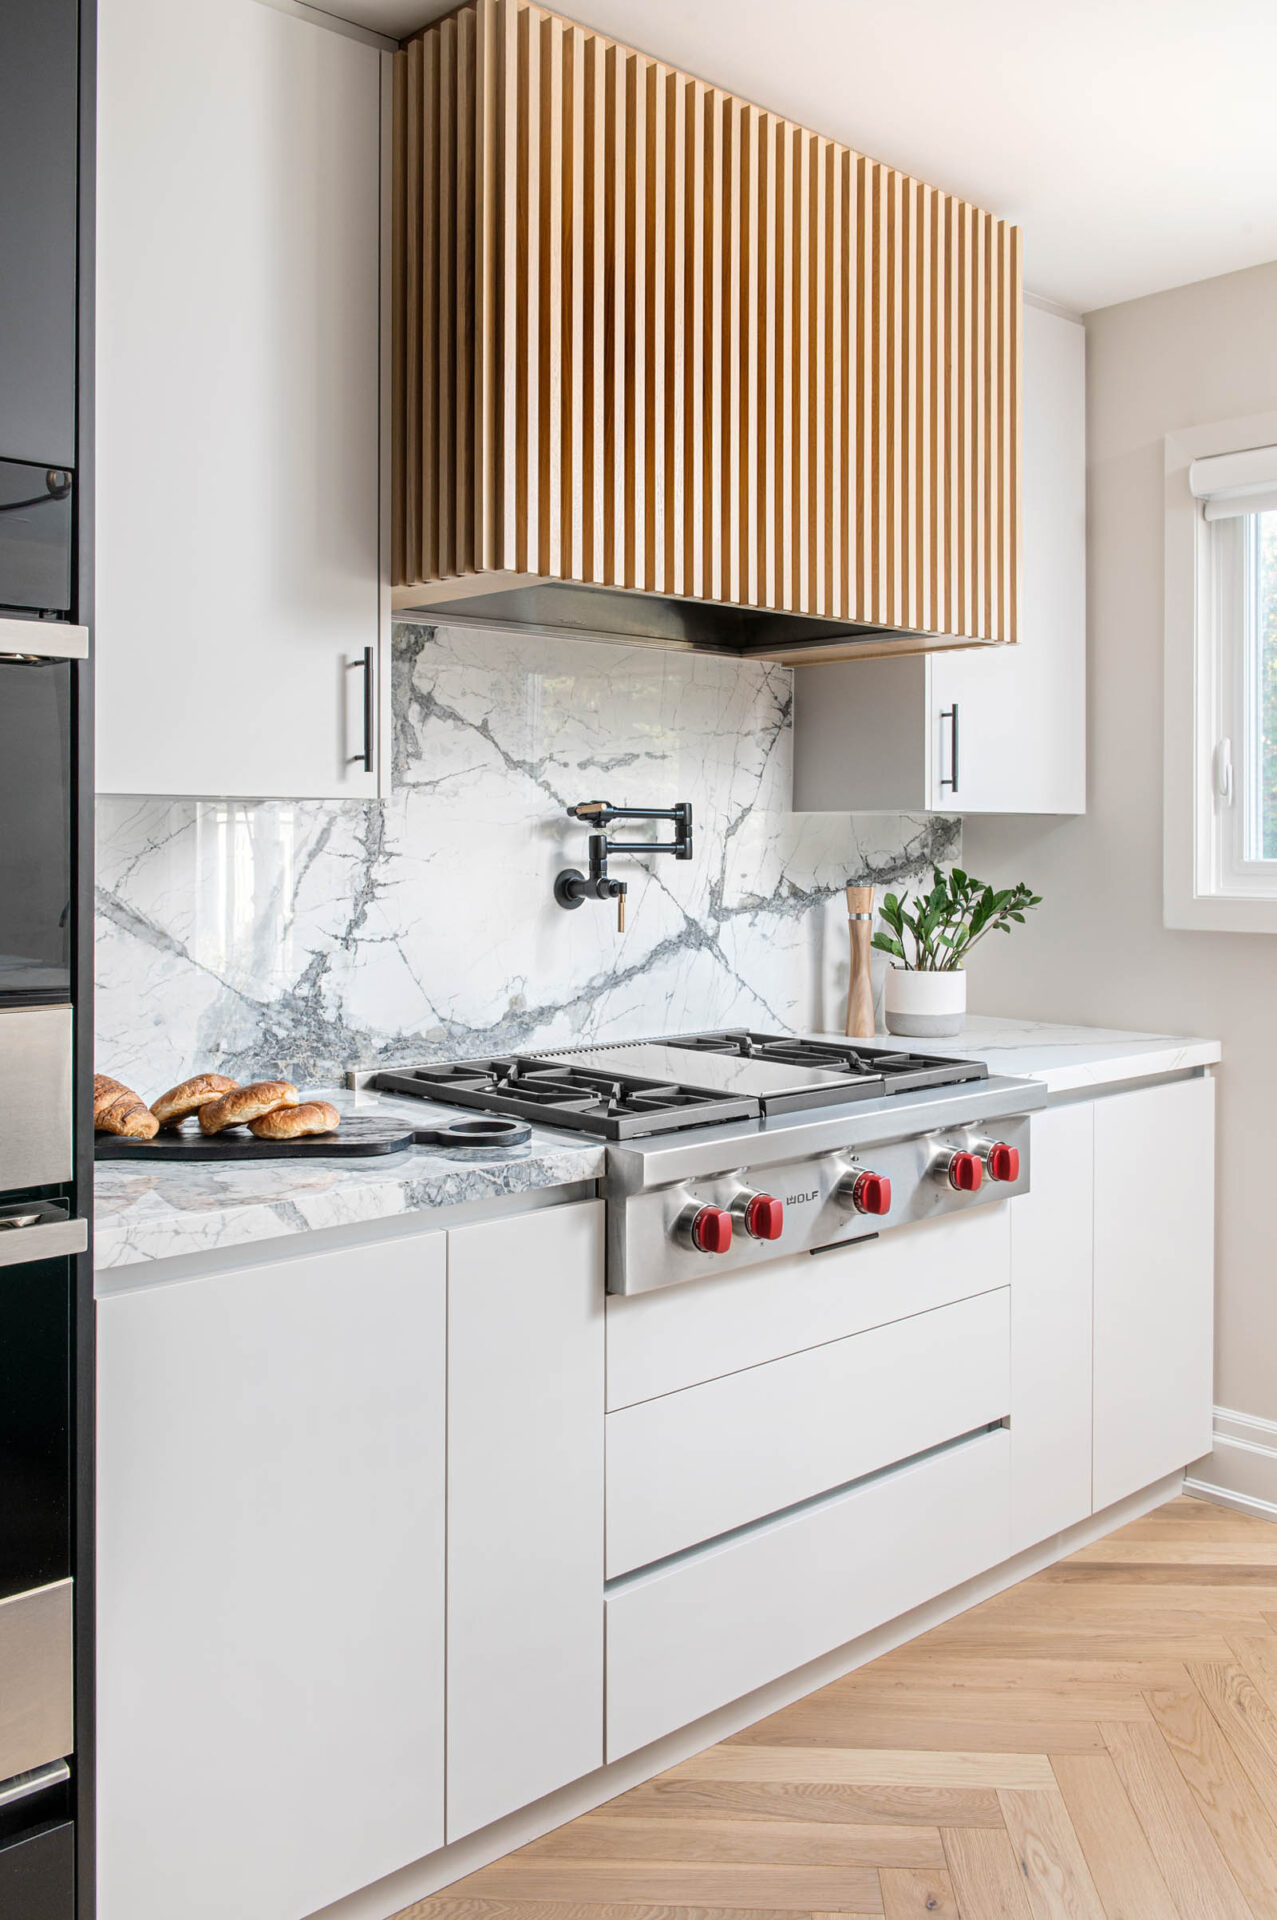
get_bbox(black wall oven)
[0,641,84,1918]
[1,0,91,1909]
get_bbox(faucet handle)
[616,884,627,934]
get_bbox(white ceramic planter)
[883,966,966,1038]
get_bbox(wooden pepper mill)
[845,885,876,1039]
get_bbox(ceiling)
[314,0,1277,314]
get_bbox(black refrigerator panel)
[0,0,80,469]
[0,460,74,615]
[0,1820,74,1920]
[0,1256,71,1603]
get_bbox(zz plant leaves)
[871,866,1042,972]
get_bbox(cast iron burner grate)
[373,1057,760,1139]
[664,1030,989,1094]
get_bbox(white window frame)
[1165,406,1277,932]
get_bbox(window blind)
[1189,443,1277,520]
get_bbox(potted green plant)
[872,867,1043,1037]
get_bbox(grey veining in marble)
[96,623,960,1094]
[93,1086,606,1273]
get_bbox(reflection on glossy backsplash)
[94,624,959,1092]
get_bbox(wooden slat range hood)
[392,0,1021,662]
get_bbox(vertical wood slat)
[686,81,705,601]
[644,62,665,594]
[724,97,741,607]
[563,24,584,579]
[395,0,1020,642]
[392,43,410,584]
[435,14,455,579]
[585,30,604,584]
[541,13,563,578]
[627,52,645,590]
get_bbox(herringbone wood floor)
[399,1494,1277,1918]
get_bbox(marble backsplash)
[95,624,959,1093]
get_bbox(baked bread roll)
[248,1100,340,1141]
[94,1074,130,1124]
[151,1073,240,1128]
[199,1080,300,1135]
[97,1090,160,1139]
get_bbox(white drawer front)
[606,1287,1009,1578]
[607,1202,1011,1409]
[606,1426,1011,1759]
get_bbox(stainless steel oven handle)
[0,1216,87,1269]
[0,616,88,659]
[0,1760,71,1809]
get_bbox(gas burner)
[373,1057,760,1139]
[375,1031,987,1139]
[664,1030,988,1095]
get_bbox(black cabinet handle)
[348,646,374,773]
[939,703,960,795]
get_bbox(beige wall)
[964,257,1277,1425]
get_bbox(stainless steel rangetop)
[538,1042,856,1103]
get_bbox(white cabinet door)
[606,1288,1010,1577]
[96,0,383,799]
[96,1231,446,1920]
[1009,1101,1094,1552]
[1093,1076,1215,1512]
[927,302,1086,814]
[446,1200,605,1840]
[792,301,1085,816]
[607,1428,1011,1761]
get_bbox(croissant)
[249,1101,340,1140]
[97,1090,160,1139]
[94,1074,130,1125]
[200,1081,300,1135]
[151,1073,240,1128]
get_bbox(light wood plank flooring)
[399,1494,1277,1919]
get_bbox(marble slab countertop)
[863,1014,1221,1097]
[93,1085,606,1277]
[94,1018,1219,1275]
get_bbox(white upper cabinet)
[95,0,384,799]
[793,300,1086,815]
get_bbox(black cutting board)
[94,1113,531,1162]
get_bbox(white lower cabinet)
[96,1232,447,1920]
[606,1202,1011,1408]
[1009,1100,1095,1551]
[445,1201,605,1841]
[606,1427,1011,1761]
[1092,1076,1216,1511]
[606,1288,1010,1578]
[95,1076,1218,1907]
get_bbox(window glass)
[1248,510,1277,861]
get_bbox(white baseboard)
[307,1470,1182,1920]
[1184,1405,1277,1521]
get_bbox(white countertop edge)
[841,1018,1222,1096]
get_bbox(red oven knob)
[685,1205,733,1254]
[941,1150,983,1192]
[850,1171,892,1216]
[742,1193,785,1241]
[985,1142,1020,1183]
